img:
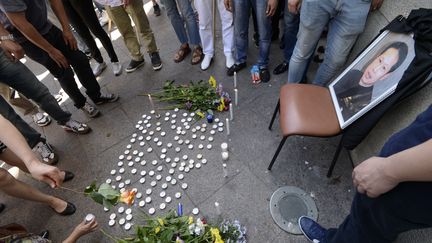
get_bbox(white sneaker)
[226,54,235,68]
[99,11,109,26]
[112,62,122,76]
[92,61,107,77]
[200,54,213,71]
[32,112,51,127]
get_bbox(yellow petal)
[208,76,217,88]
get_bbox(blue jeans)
[161,0,201,46]
[233,0,272,68]
[282,10,299,63]
[326,105,432,243]
[288,0,370,85]
[0,51,71,147]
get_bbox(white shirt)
[93,0,123,7]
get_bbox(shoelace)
[83,103,95,113]
[38,143,53,158]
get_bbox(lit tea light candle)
[229,103,233,121]
[223,163,228,177]
[222,151,229,161]
[221,142,228,152]
[234,89,238,106]
[234,71,237,88]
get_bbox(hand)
[266,0,278,16]
[352,156,399,198]
[48,47,69,69]
[0,40,24,61]
[62,30,77,51]
[73,219,99,237]
[370,0,384,11]
[288,0,301,14]
[224,0,233,12]
[26,159,63,188]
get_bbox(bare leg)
[0,168,67,213]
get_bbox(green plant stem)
[59,186,86,195]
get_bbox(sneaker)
[259,68,270,83]
[61,119,91,134]
[81,102,100,118]
[33,141,58,165]
[92,61,107,77]
[125,59,144,73]
[150,52,162,71]
[99,11,109,26]
[32,112,51,127]
[298,216,327,243]
[153,4,161,16]
[273,62,289,75]
[227,62,246,76]
[225,54,235,68]
[94,93,119,105]
[200,54,213,70]
[112,62,122,76]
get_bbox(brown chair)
[268,83,345,177]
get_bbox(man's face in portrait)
[359,47,400,87]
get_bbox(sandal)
[191,46,204,65]
[174,44,191,63]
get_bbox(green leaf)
[84,181,97,194]
[98,183,120,199]
[89,192,104,205]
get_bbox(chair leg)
[268,136,288,170]
[268,100,280,130]
[327,139,343,178]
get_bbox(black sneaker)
[227,62,246,76]
[150,52,162,71]
[153,4,161,16]
[273,62,289,75]
[125,59,144,73]
[94,93,119,105]
[61,119,91,134]
[259,68,270,83]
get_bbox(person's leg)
[43,27,105,103]
[176,0,201,46]
[217,0,234,58]
[125,0,158,54]
[232,0,251,65]
[253,0,272,69]
[62,0,104,64]
[312,0,370,86]
[0,96,42,148]
[69,0,119,63]
[160,0,189,45]
[0,83,37,115]
[0,55,71,124]
[287,0,331,83]
[282,10,299,64]
[0,168,67,213]
[105,5,144,61]
[194,0,213,57]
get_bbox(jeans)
[160,0,201,46]
[63,0,119,63]
[21,26,102,109]
[0,96,44,148]
[326,105,432,243]
[288,0,370,85]
[282,10,299,63]
[233,0,272,68]
[105,0,158,61]
[0,51,71,124]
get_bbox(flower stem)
[59,186,85,194]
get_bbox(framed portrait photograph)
[329,30,415,129]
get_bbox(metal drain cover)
[269,186,318,234]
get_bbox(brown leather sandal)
[191,46,204,65]
[174,44,191,63]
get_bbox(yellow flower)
[210,228,224,243]
[188,216,193,225]
[217,97,225,112]
[155,226,161,234]
[208,76,217,88]
[196,111,205,118]
[157,218,164,226]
